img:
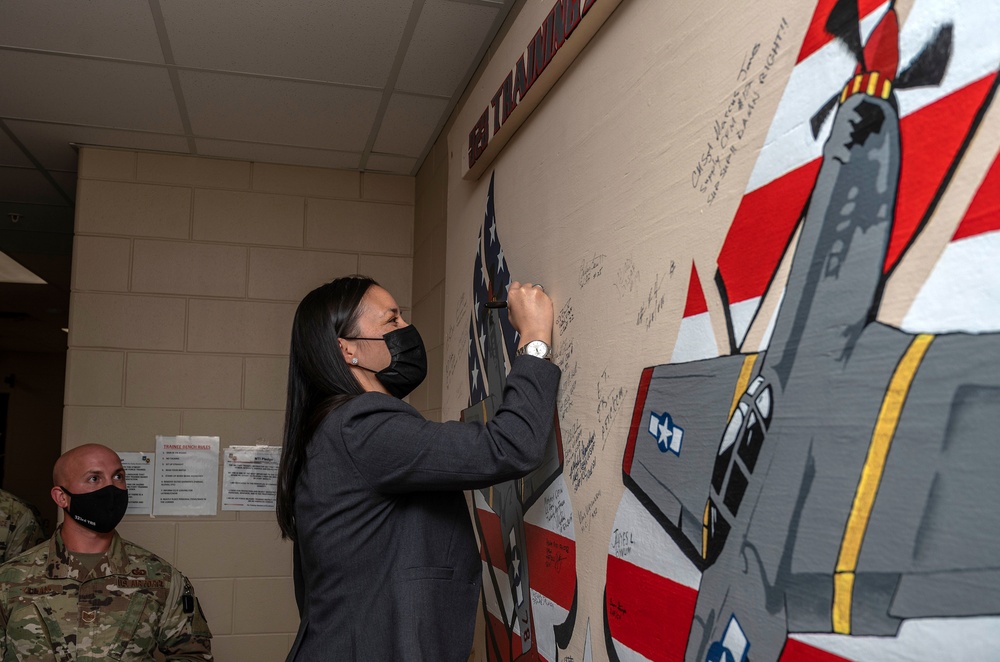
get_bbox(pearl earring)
[352,358,358,365]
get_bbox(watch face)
[525,340,549,358]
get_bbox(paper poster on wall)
[222,445,281,511]
[117,451,155,516]
[153,436,219,516]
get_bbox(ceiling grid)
[0,0,515,351]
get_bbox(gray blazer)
[286,356,560,661]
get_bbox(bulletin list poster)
[153,436,219,516]
[222,445,281,511]
[117,451,155,516]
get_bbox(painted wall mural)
[445,0,1000,660]
[607,1,1000,661]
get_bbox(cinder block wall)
[65,146,421,660]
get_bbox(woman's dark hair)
[276,275,377,540]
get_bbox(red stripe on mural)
[717,159,820,305]
[718,74,997,303]
[624,367,654,475]
[953,151,1000,241]
[780,638,855,662]
[683,262,709,317]
[605,554,698,661]
[797,0,886,64]
[888,73,998,269]
[486,610,517,662]
[525,522,576,610]
[478,508,576,611]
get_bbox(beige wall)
[66,147,421,660]
[409,139,448,423]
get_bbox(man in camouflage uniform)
[0,444,212,660]
[0,490,46,563]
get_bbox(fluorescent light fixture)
[0,251,47,285]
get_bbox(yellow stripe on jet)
[702,501,711,560]
[832,334,934,634]
[729,354,759,419]
[866,71,880,96]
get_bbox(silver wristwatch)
[516,340,552,360]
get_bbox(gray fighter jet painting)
[607,1,1000,660]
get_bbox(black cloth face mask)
[60,485,129,533]
[347,325,427,398]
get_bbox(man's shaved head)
[53,444,123,487]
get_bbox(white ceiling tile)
[0,51,183,133]
[195,139,362,170]
[161,0,413,86]
[5,121,191,171]
[0,167,70,205]
[180,70,382,152]
[365,154,417,175]
[374,94,449,157]
[0,0,163,62]
[0,129,33,168]
[395,0,498,97]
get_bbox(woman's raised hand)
[506,281,553,348]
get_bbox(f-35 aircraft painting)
[606,1,1000,660]
[463,174,577,662]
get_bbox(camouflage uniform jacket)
[0,491,46,564]
[0,528,212,661]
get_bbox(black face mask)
[348,325,427,398]
[60,485,129,533]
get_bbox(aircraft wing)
[622,353,761,568]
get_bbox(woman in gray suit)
[277,275,559,661]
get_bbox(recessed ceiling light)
[0,251,46,285]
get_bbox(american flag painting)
[468,173,520,405]
[464,173,577,662]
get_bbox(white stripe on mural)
[523,475,576,541]
[730,297,761,349]
[480,558,515,631]
[746,0,999,194]
[901,230,1000,333]
[791,615,1000,661]
[671,312,720,364]
[529,589,569,662]
[609,490,702,590]
[896,0,1000,116]
[746,5,890,192]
